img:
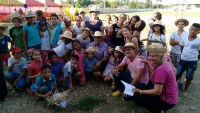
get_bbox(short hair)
[50,13,58,19]
[192,23,200,29]
[71,54,79,60]
[35,10,44,17]
[48,51,57,60]
[154,12,162,20]
[41,64,51,72]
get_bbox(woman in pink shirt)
[112,42,149,97]
[131,42,178,113]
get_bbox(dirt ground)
[1,64,200,113]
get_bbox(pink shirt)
[121,55,149,85]
[151,62,178,105]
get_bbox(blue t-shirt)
[50,61,63,78]
[22,23,41,48]
[35,74,56,90]
[84,57,98,72]
[0,35,11,54]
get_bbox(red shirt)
[28,60,43,83]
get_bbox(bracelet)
[139,90,142,95]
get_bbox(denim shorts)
[176,59,197,81]
[7,72,26,88]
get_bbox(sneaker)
[112,90,122,97]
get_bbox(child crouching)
[34,64,58,98]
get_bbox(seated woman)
[129,42,178,113]
[112,42,149,97]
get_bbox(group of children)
[0,10,200,103]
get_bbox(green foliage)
[109,1,120,8]
[77,96,106,111]
[128,1,137,9]
[75,0,92,8]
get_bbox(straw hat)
[82,27,90,33]
[122,42,135,50]
[89,7,100,13]
[25,10,36,17]
[153,20,164,28]
[11,46,22,53]
[60,31,75,40]
[0,25,8,32]
[86,47,96,54]
[93,31,102,37]
[10,14,23,22]
[146,42,167,54]
[174,18,189,26]
[115,46,124,54]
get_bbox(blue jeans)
[7,72,26,89]
[176,59,197,81]
[113,71,146,92]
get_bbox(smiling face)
[50,16,58,25]
[82,31,89,39]
[149,53,162,64]
[32,50,41,61]
[94,36,102,45]
[153,25,161,32]
[119,14,127,24]
[123,47,135,58]
[122,27,131,38]
[26,16,35,24]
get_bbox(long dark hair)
[152,25,165,35]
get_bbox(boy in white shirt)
[170,18,189,68]
[176,23,200,91]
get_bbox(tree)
[128,1,137,9]
[109,1,120,8]
[75,0,91,8]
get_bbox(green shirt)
[10,26,24,50]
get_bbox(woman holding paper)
[131,42,178,113]
[112,42,149,97]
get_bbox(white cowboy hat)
[122,42,135,50]
[115,46,124,54]
[174,18,189,26]
[60,31,75,40]
[153,20,164,28]
[86,47,96,54]
[89,7,100,13]
[25,10,36,17]
[93,31,102,37]
[10,13,23,22]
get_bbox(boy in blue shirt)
[22,10,41,54]
[35,64,58,98]
[6,47,27,91]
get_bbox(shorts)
[176,59,197,81]
[170,52,181,68]
[7,72,26,88]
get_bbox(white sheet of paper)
[121,80,135,96]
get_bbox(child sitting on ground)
[34,64,58,98]
[63,54,79,91]
[84,47,98,80]
[47,51,64,88]
[6,47,27,91]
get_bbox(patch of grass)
[77,96,106,111]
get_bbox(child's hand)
[112,68,119,75]
[13,58,20,64]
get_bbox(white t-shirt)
[180,36,200,61]
[76,34,90,49]
[170,30,188,54]
[63,61,77,77]
[65,42,73,51]
[41,30,51,50]
[73,24,82,36]
[148,33,166,43]
[53,40,65,57]
[8,57,27,74]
